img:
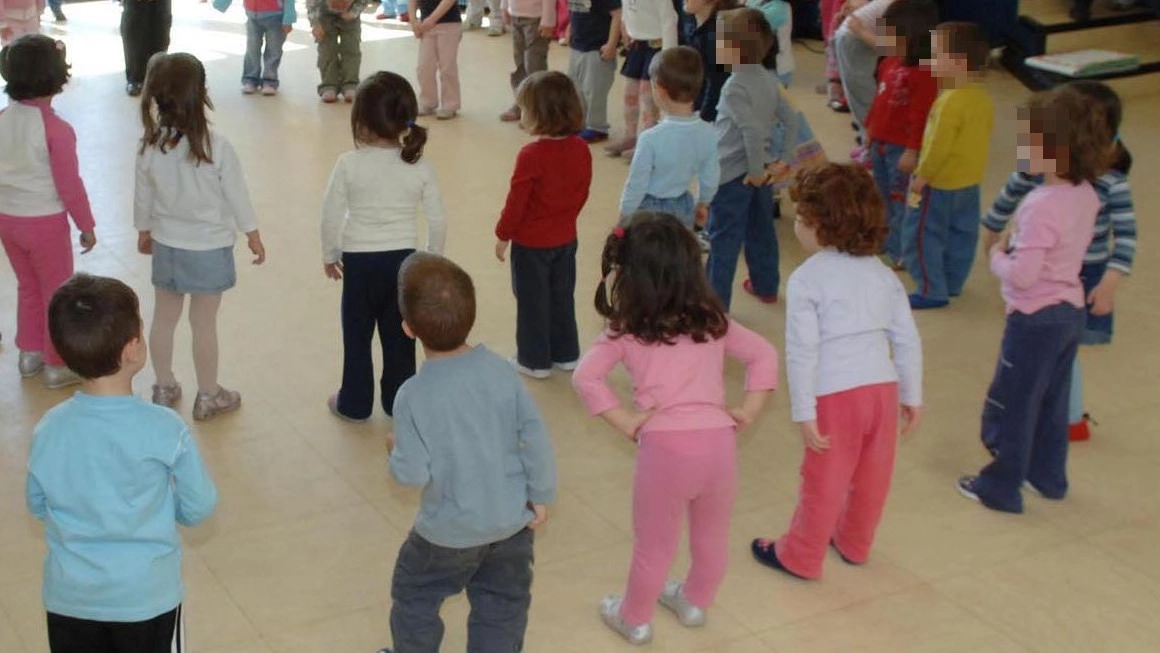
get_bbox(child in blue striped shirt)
[981,80,1136,444]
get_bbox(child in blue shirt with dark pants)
[379,253,558,653]
[27,274,218,652]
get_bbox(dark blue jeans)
[338,249,415,419]
[705,175,780,310]
[390,529,534,653]
[975,303,1084,513]
[902,185,980,301]
[121,0,172,85]
[870,141,909,263]
[511,241,580,371]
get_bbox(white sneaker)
[553,360,579,372]
[242,83,258,95]
[510,357,550,380]
[435,109,458,120]
[43,365,81,389]
[599,595,652,645]
[659,580,706,627]
[18,351,45,378]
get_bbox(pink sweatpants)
[776,383,899,579]
[417,23,462,112]
[0,215,74,366]
[621,427,737,626]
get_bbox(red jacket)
[495,136,592,248]
[864,57,938,152]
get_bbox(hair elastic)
[613,227,625,238]
[407,120,416,128]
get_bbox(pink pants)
[776,383,899,579]
[621,427,737,626]
[417,23,461,112]
[0,215,74,366]
[0,17,40,46]
[555,0,570,39]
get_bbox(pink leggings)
[776,383,899,579]
[620,427,737,626]
[0,215,74,366]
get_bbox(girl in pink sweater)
[572,212,778,645]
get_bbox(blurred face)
[716,37,741,68]
[926,32,967,80]
[685,0,710,15]
[793,214,820,253]
[876,26,906,57]
[1016,120,1054,176]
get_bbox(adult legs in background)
[547,242,580,366]
[510,244,552,371]
[0,217,73,366]
[944,185,981,298]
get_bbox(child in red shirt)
[495,71,593,378]
[863,0,938,267]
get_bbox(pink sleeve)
[43,110,96,232]
[722,320,779,392]
[990,206,1055,290]
[571,333,627,416]
[540,0,556,28]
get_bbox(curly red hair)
[789,163,887,256]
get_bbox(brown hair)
[1067,80,1131,175]
[596,212,728,345]
[934,21,990,72]
[139,52,214,164]
[881,0,939,67]
[351,71,428,164]
[398,253,476,352]
[1022,86,1114,184]
[789,163,887,256]
[1,34,71,100]
[48,275,142,380]
[649,46,704,104]
[717,8,777,68]
[516,71,584,137]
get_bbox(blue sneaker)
[909,293,949,310]
[578,128,609,144]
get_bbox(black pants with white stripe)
[47,605,183,653]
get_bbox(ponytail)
[401,123,428,164]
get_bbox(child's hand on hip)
[495,239,509,262]
[247,230,266,265]
[79,231,97,254]
[900,405,923,436]
[137,231,153,255]
[324,261,344,280]
[799,421,831,453]
[1087,269,1122,316]
[528,504,549,529]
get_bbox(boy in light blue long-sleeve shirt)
[213,0,298,95]
[620,46,720,229]
[381,252,557,653]
[27,274,217,650]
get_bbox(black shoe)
[52,8,67,22]
[750,539,808,579]
[126,83,143,97]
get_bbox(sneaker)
[659,581,706,627]
[375,12,395,19]
[242,83,258,95]
[487,24,505,36]
[956,475,981,503]
[553,360,579,372]
[320,88,338,103]
[499,106,522,122]
[418,106,437,117]
[742,279,777,304]
[750,538,808,579]
[327,393,369,424]
[599,596,653,645]
[435,109,458,120]
[126,83,143,97]
[604,138,636,157]
[18,351,45,378]
[509,357,550,380]
[578,128,609,144]
[52,7,67,22]
[1022,480,1044,498]
[192,386,242,421]
[463,19,482,30]
[342,87,356,103]
[43,365,81,390]
[152,382,183,408]
[908,293,949,310]
[261,84,277,96]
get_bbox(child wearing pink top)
[0,0,43,44]
[572,212,778,646]
[956,86,1108,514]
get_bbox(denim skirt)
[152,243,236,294]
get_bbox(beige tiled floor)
[1,4,1158,652]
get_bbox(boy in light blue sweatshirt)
[380,252,557,653]
[213,0,298,95]
[26,274,217,651]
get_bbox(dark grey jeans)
[389,528,535,653]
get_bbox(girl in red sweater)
[494,71,593,378]
[863,0,938,268]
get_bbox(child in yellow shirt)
[902,21,994,309]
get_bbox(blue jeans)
[244,13,287,87]
[379,0,399,15]
[639,192,695,228]
[870,142,909,263]
[975,303,1084,513]
[48,0,63,12]
[902,185,980,301]
[706,176,780,310]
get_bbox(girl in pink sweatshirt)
[572,212,778,646]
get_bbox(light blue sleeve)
[515,382,557,505]
[619,132,655,216]
[26,471,47,521]
[171,428,218,527]
[696,129,721,205]
[388,392,432,487]
[283,0,298,24]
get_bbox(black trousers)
[47,605,182,653]
[510,241,580,371]
[121,0,172,85]
[338,250,416,419]
[390,529,534,653]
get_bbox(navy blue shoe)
[909,293,949,310]
[830,539,861,566]
[750,539,808,579]
[578,128,609,144]
[956,475,982,503]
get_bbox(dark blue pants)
[975,303,1084,513]
[705,176,780,310]
[390,529,534,653]
[338,250,415,419]
[1079,261,1114,345]
[121,0,172,85]
[511,241,580,371]
[870,141,909,263]
[902,185,980,301]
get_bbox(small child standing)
[705,7,796,310]
[0,35,96,389]
[565,0,621,143]
[308,0,368,103]
[748,0,794,86]
[494,71,592,378]
[750,164,922,580]
[0,0,43,45]
[603,0,680,156]
[499,0,555,122]
[957,86,1110,514]
[379,253,556,653]
[135,53,267,421]
[573,213,778,645]
[410,0,462,119]
[682,0,734,123]
[29,274,217,651]
[212,0,297,96]
[862,0,938,267]
[903,21,994,309]
[619,47,719,229]
[321,72,445,422]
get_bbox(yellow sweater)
[915,83,994,191]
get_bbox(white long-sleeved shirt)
[320,147,445,263]
[622,0,678,49]
[133,131,259,251]
[785,250,922,422]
